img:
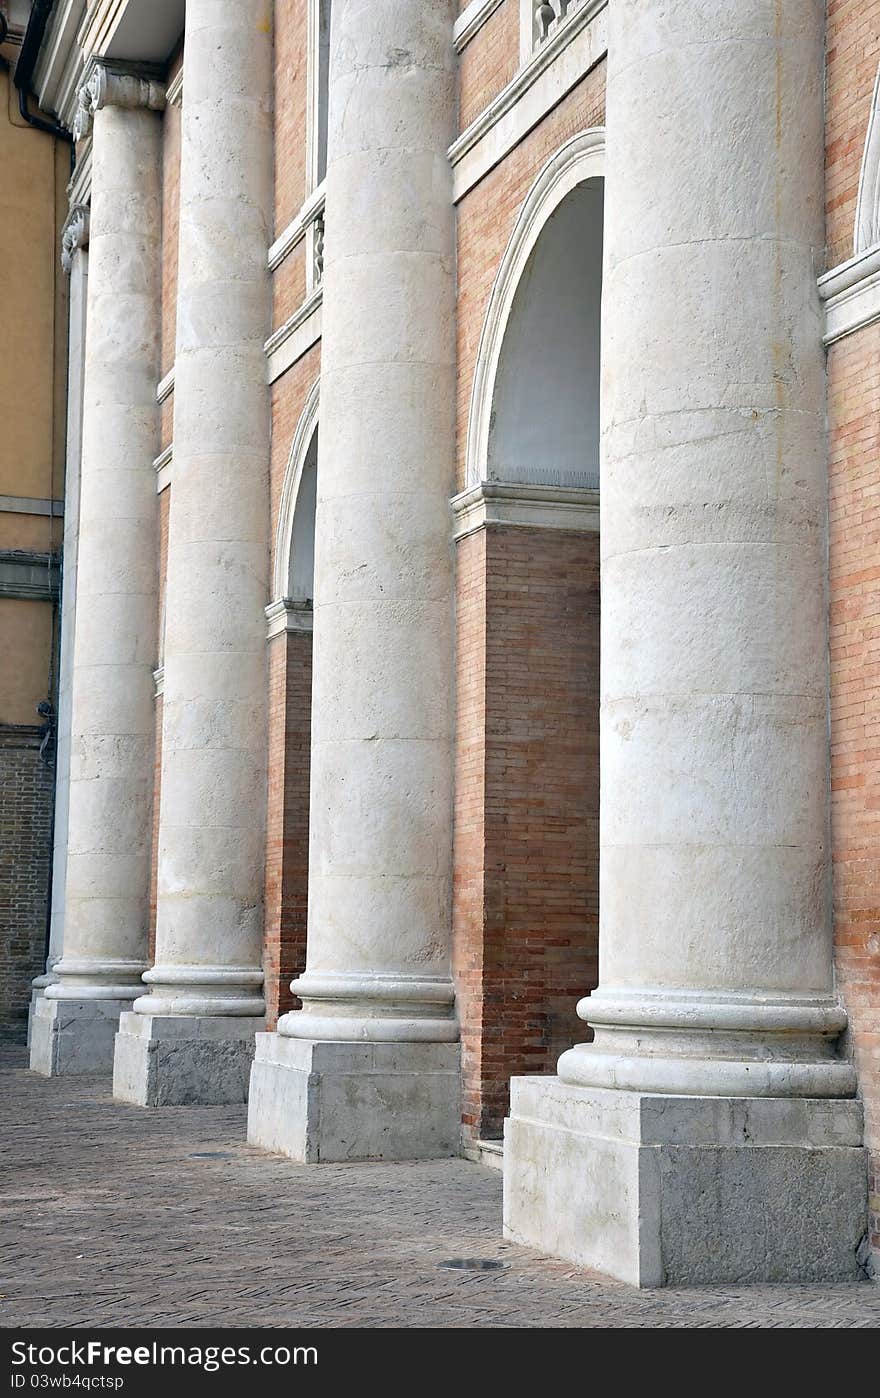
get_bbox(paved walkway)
[1,1045,878,1328]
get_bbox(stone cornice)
[265,599,314,640]
[449,0,607,200]
[73,58,165,141]
[453,0,505,52]
[268,181,326,272]
[451,481,600,540]
[61,203,90,273]
[165,66,183,107]
[818,244,880,346]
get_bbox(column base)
[27,973,55,1051]
[503,1076,868,1287]
[247,1032,461,1162]
[112,1012,263,1106]
[29,995,129,1075]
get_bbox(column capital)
[60,203,90,274]
[73,61,165,141]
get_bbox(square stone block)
[29,996,129,1076]
[247,1032,461,1162]
[113,1012,263,1106]
[503,1076,868,1286]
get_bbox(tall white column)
[27,206,89,1046]
[504,0,866,1284]
[31,67,164,1076]
[247,0,460,1160]
[113,0,273,1106]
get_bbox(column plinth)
[30,67,162,1078]
[247,0,461,1160]
[503,0,868,1283]
[113,0,273,1106]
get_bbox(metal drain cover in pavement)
[188,1151,234,1159]
[438,1258,508,1272]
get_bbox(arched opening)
[488,179,603,489]
[455,139,603,1148]
[263,396,319,1029]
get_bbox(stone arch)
[464,127,605,489]
[272,377,320,605]
[855,64,880,256]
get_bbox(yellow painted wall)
[0,597,54,724]
[0,64,68,726]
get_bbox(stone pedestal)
[247,1035,460,1162]
[503,1077,867,1286]
[31,995,131,1077]
[113,1012,262,1106]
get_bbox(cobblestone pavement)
[2,1045,879,1329]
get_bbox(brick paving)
[1,1044,879,1329]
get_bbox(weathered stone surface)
[113,1013,260,1106]
[504,1077,868,1286]
[247,1033,461,1162]
[30,996,128,1077]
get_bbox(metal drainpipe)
[12,0,73,143]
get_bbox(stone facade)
[11,0,880,1285]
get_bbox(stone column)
[27,205,90,1046]
[504,0,867,1284]
[113,0,273,1106]
[247,0,460,1160]
[30,68,164,1076]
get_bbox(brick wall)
[826,0,880,271]
[274,0,308,235]
[454,526,599,1140]
[0,727,53,1038]
[458,0,519,132]
[828,319,880,1273]
[264,628,312,1027]
[264,345,321,1023]
[456,63,606,488]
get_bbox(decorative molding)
[165,66,183,107]
[153,665,165,697]
[61,203,90,273]
[465,127,605,488]
[454,0,505,52]
[530,0,590,54]
[0,495,64,517]
[451,482,599,541]
[268,181,326,271]
[73,59,165,141]
[0,550,61,601]
[68,142,92,206]
[449,0,607,201]
[265,599,314,640]
[153,444,172,493]
[265,288,323,384]
[818,245,880,346]
[156,367,174,403]
[855,63,880,256]
[273,377,320,602]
